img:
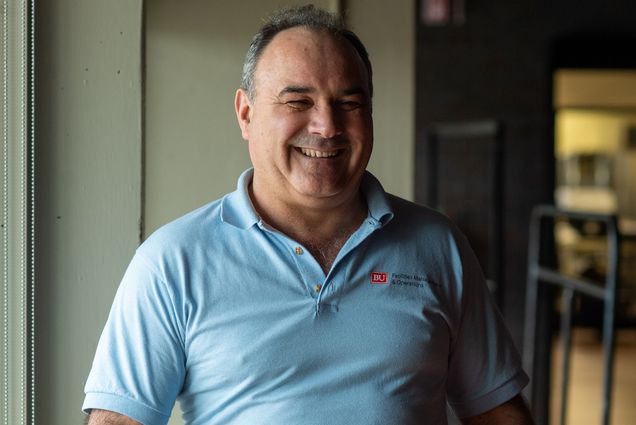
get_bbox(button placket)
[258,225,320,295]
[286,242,325,299]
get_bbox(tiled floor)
[551,328,636,425]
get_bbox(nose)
[307,105,342,139]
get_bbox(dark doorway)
[425,120,503,303]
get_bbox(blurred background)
[26,0,636,424]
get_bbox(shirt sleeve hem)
[82,392,171,425]
[449,370,530,418]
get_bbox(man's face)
[235,27,373,211]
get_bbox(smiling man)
[235,23,373,274]
[83,5,534,425]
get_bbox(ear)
[235,89,252,141]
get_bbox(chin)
[297,184,356,203]
[290,172,359,201]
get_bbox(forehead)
[254,27,368,95]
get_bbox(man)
[84,5,534,425]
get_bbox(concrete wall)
[35,1,414,424]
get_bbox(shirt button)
[314,284,322,293]
[295,247,304,255]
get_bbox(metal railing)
[523,205,621,425]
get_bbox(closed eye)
[337,100,364,111]
[286,99,313,111]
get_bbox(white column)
[1,0,35,423]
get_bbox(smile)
[299,147,341,158]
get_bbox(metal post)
[523,208,541,401]
[558,288,575,425]
[601,217,620,425]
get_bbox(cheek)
[260,116,305,145]
[348,117,373,148]
[247,135,288,170]
[346,109,372,132]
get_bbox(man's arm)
[460,394,534,425]
[86,409,142,425]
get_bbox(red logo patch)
[370,272,388,284]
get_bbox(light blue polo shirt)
[83,169,528,425]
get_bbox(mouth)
[297,147,342,158]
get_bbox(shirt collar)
[360,171,394,227]
[221,168,394,230]
[220,169,260,229]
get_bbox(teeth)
[300,148,338,158]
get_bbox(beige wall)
[36,1,414,423]
[348,0,415,201]
[554,69,636,109]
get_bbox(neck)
[250,183,367,241]
[249,181,367,273]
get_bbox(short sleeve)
[82,250,186,425]
[445,233,529,418]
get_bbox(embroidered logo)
[370,272,388,284]
[370,271,441,288]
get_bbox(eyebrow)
[278,85,367,97]
[278,86,314,96]
[341,86,365,96]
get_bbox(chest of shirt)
[177,230,454,399]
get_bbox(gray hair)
[240,4,373,100]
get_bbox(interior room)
[549,69,636,425]
[1,0,635,424]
